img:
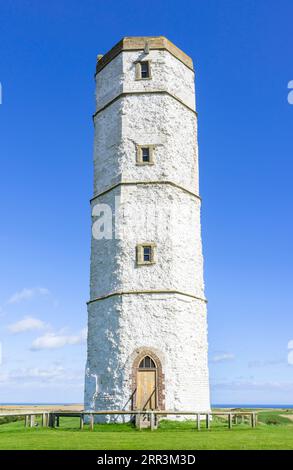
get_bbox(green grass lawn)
[0,411,292,450]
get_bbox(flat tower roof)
[96,36,194,74]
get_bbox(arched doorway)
[136,356,157,410]
[132,349,164,410]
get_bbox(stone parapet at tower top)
[85,36,210,418]
[95,36,196,114]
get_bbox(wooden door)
[136,370,156,410]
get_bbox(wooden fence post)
[150,412,155,431]
[42,413,48,427]
[228,413,232,429]
[48,413,55,428]
[89,414,94,431]
[206,413,210,430]
[80,414,84,430]
[197,413,201,431]
[29,415,34,427]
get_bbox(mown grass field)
[0,410,292,450]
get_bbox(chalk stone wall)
[85,41,210,419]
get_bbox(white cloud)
[0,372,9,384]
[248,359,284,368]
[288,340,293,349]
[8,316,47,334]
[212,379,293,392]
[31,328,87,351]
[7,287,50,304]
[16,366,64,380]
[210,353,235,363]
[0,365,83,386]
[80,327,87,342]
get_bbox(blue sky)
[0,0,292,405]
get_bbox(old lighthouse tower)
[84,36,210,416]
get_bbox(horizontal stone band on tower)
[90,181,202,203]
[87,290,208,305]
[93,90,198,118]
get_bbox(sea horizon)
[1,402,293,409]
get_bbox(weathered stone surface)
[85,294,209,415]
[93,95,198,197]
[95,36,194,74]
[84,37,210,420]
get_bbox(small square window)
[143,246,151,262]
[136,243,156,265]
[136,144,155,165]
[135,61,151,80]
[141,61,149,78]
[142,147,150,162]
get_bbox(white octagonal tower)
[84,36,210,418]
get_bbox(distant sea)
[213,404,293,409]
[0,403,80,406]
[1,403,293,409]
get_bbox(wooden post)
[137,413,142,430]
[24,415,28,427]
[56,415,60,427]
[89,414,94,431]
[42,413,46,427]
[250,413,254,428]
[29,415,34,427]
[206,413,210,429]
[197,413,200,431]
[80,414,84,430]
[48,413,55,428]
[150,412,155,431]
[252,412,256,428]
[228,413,232,429]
